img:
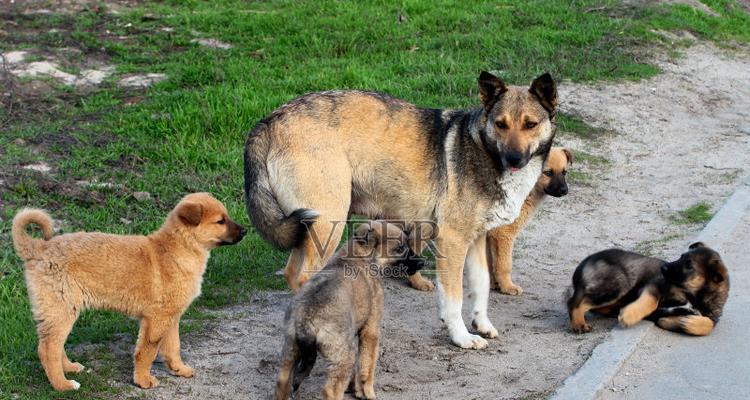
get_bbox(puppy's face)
[173,193,247,249]
[351,221,425,273]
[538,147,572,197]
[662,242,728,295]
[478,71,557,171]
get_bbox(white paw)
[70,380,81,390]
[451,331,488,349]
[472,318,499,338]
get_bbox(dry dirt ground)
[126,43,750,400]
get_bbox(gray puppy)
[274,221,425,400]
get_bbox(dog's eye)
[562,170,567,175]
[495,120,508,130]
[217,218,226,225]
[524,121,538,129]
[543,170,553,177]
[684,263,693,271]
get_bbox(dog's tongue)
[510,167,520,172]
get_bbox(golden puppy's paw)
[500,283,523,296]
[53,379,81,391]
[409,276,435,292]
[354,383,376,399]
[134,373,160,389]
[65,362,85,373]
[680,315,714,336]
[571,322,592,334]
[170,364,195,378]
[618,307,642,328]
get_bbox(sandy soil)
[128,43,750,400]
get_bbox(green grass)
[672,202,714,225]
[1,0,749,398]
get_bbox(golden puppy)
[487,147,573,295]
[11,193,246,391]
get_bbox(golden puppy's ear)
[689,242,706,249]
[177,202,203,226]
[478,71,508,112]
[562,148,574,165]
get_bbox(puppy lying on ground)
[11,193,246,391]
[274,221,424,400]
[567,242,729,336]
[486,147,573,295]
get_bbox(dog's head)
[171,192,247,249]
[662,242,729,296]
[349,221,425,275]
[537,147,573,197]
[477,71,557,171]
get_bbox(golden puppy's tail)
[12,208,54,261]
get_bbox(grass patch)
[671,202,714,225]
[558,113,613,140]
[1,0,749,398]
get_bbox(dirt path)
[141,44,750,399]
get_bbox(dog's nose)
[504,152,523,168]
[559,185,568,196]
[238,226,247,237]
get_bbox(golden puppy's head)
[169,192,246,249]
[537,147,573,197]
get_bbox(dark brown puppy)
[274,221,424,400]
[567,242,729,336]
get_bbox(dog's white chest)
[484,157,542,230]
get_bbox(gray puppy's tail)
[243,125,318,249]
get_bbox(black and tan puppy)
[274,221,424,400]
[567,242,729,336]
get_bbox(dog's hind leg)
[294,210,348,289]
[567,291,593,333]
[657,315,714,336]
[159,319,194,378]
[320,337,355,400]
[355,318,381,399]
[466,234,498,339]
[37,312,80,391]
[274,335,303,400]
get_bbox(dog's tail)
[244,124,318,249]
[12,208,54,261]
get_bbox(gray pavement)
[553,176,750,400]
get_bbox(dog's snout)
[504,152,523,168]
[559,185,568,196]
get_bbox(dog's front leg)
[160,318,194,378]
[133,317,174,389]
[466,234,498,338]
[436,228,488,349]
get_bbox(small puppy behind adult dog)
[12,193,246,391]
[486,147,573,295]
[274,221,424,400]
[567,242,729,336]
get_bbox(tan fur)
[569,301,593,333]
[618,289,659,327]
[11,193,245,391]
[485,147,572,295]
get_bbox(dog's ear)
[708,258,726,283]
[529,72,557,116]
[562,148,574,165]
[689,242,706,249]
[177,201,203,226]
[478,71,508,112]
[353,223,377,247]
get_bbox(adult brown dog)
[487,147,573,295]
[244,71,558,349]
[11,193,246,391]
[567,242,729,335]
[274,221,424,400]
